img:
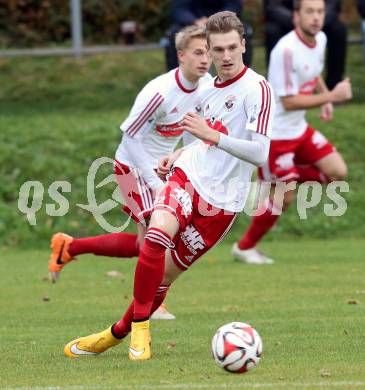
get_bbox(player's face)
[294,0,325,38]
[178,38,210,82]
[208,30,245,81]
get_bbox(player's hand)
[157,155,171,180]
[180,112,219,145]
[331,78,352,103]
[320,102,333,122]
[157,149,184,180]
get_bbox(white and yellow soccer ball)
[211,322,263,374]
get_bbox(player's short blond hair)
[175,25,206,51]
[206,11,244,45]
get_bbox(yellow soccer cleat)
[48,233,75,282]
[129,320,151,361]
[64,326,122,358]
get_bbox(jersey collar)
[175,68,198,93]
[295,28,317,48]
[214,66,248,88]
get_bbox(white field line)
[3,382,365,390]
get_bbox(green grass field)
[1,240,364,389]
[1,46,365,246]
[1,45,365,389]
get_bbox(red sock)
[113,300,134,338]
[238,200,280,250]
[296,166,329,183]
[150,284,171,315]
[113,284,171,337]
[68,232,139,258]
[133,228,172,320]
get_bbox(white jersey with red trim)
[115,69,212,168]
[174,67,275,212]
[269,30,327,140]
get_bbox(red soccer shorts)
[114,160,154,226]
[153,168,237,271]
[258,126,335,182]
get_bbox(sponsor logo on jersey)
[171,187,192,216]
[156,123,183,137]
[224,95,236,112]
[180,225,206,255]
[184,255,194,262]
[299,77,318,95]
[275,152,295,170]
[204,117,229,146]
[312,131,328,149]
[169,106,178,114]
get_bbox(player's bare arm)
[281,77,352,111]
[315,76,333,121]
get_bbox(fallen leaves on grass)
[105,270,123,278]
[347,299,360,305]
[222,305,240,312]
[41,275,51,282]
[310,267,321,272]
[320,369,331,377]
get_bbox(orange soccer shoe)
[48,233,75,282]
[150,304,176,320]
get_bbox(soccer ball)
[211,322,263,374]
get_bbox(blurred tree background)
[0,0,361,48]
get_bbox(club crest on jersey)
[224,95,236,112]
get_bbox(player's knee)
[335,164,347,181]
[149,210,179,238]
[328,164,348,181]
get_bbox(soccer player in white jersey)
[48,25,211,320]
[233,0,352,265]
[63,11,275,361]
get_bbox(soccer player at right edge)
[63,11,275,361]
[232,0,352,264]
